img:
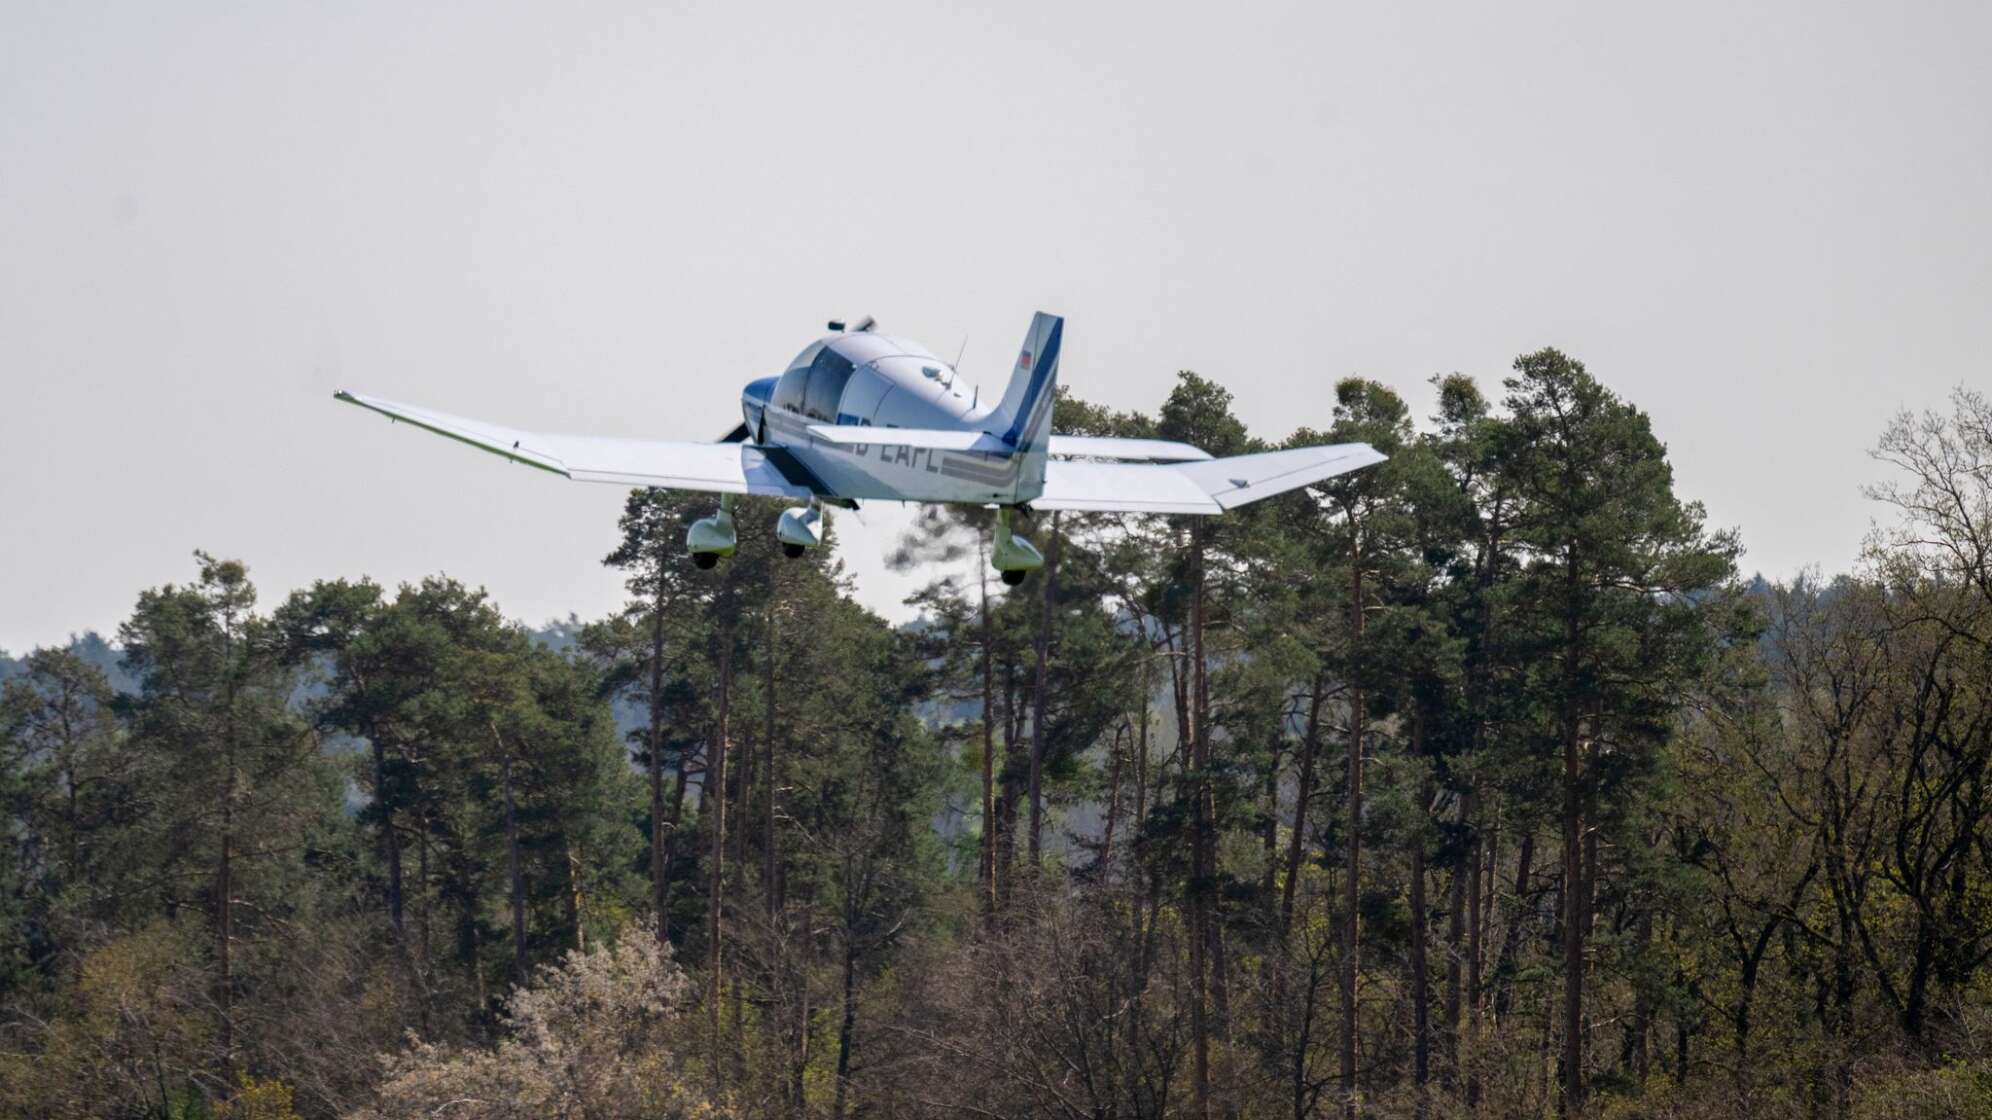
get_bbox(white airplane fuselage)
[740,329,1042,506]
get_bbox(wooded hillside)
[4,359,1988,1120]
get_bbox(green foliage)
[3,367,1989,1120]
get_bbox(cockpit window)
[801,347,856,421]
[771,342,822,414]
[785,341,825,372]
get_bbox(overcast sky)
[4,1,1988,652]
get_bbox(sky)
[3,1,1988,653]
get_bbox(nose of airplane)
[741,376,777,439]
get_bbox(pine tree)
[1497,351,1738,1113]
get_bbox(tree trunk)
[1411,712,1430,1117]
[1028,512,1062,869]
[662,735,692,936]
[996,663,1021,906]
[1104,729,1126,872]
[765,575,781,918]
[1127,654,1156,1116]
[1560,551,1586,1116]
[649,572,670,943]
[1342,544,1364,1119]
[566,843,586,951]
[494,725,528,987]
[832,937,858,1120]
[730,725,753,1086]
[1494,829,1534,1020]
[218,620,239,1079]
[1466,801,1485,1108]
[980,542,997,915]
[416,822,433,1037]
[372,733,405,937]
[791,975,811,1120]
[1262,732,1282,918]
[1464,512,1500,1108]
[1632,908,1651,1088]
[1444,791,1467,1090]
[219,764,235,1076]
[1283,681,1326,933]
[708,627,733,1090]
[1190,526,1213,1120]
[1212,915,1234,1040]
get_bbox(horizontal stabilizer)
[805,424,1011,453]
[1049,435,1212,462]
[805,426,1214,463]
[334,390,816,497]
[1034,443,1384,515]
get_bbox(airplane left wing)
[334,391,817,497]
[1035,443,1384,515]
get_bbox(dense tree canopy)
[2,377,1989,1120]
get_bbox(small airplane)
[335,313,1385,584]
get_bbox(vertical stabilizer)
[988,311,1062,502]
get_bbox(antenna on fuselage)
[851,314,877,333]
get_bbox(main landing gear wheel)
[687,494,738,572]
[777,501,823,559]
[991,506,1044,588]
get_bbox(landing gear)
[687,494,737,570]
[992,506,1044,586]
[777,500,823,559]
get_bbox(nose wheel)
[782,543,806,559]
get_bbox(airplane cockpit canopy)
[771,333,951,423]
[772,340,856,422]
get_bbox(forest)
[2,353,1989,1120]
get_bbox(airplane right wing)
[335,391,817,497]
[1034,443,1384,515]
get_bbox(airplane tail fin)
[989,311,1062,501]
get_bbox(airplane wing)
[334,391,817,497]
[1034,443,1384,515]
